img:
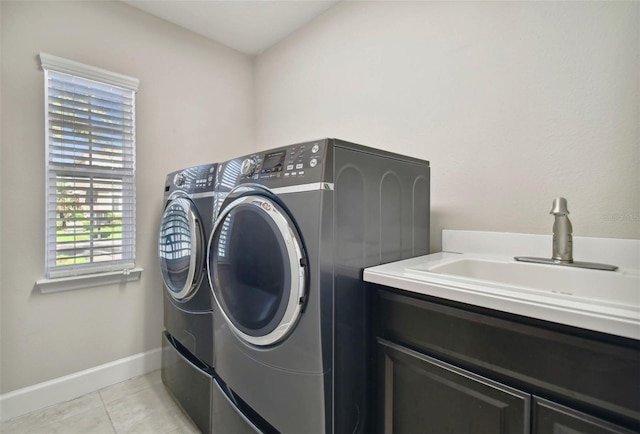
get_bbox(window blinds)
[40,54,139,278]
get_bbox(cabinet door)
[378,339,530,434]
[533,398,637,434]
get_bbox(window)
[39,53,139,280]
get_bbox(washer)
[207,139,430,433]
[159,163,217,434]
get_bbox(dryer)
[207,139,430,433]
[159,163,217,434]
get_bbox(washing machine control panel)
[165,163,216,195]
[237,140,326,187]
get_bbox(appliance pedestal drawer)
[161,331,213,433]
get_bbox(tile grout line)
[98,388,118,434]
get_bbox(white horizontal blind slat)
[42,64,137,279]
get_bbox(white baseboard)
[0,347,162,422]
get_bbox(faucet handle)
[550,197,570,216]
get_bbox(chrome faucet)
[515,197,618,271]
[550,197,572,262]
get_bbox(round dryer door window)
[158,196,205,301]
[208,193,306,346]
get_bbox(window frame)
[37,53,142,291]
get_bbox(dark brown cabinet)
[372,286,640,434]
[378,340,529,434]
[534,398,636,434]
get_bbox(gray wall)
[0,0,253,393]
[254,1,640,251]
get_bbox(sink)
[410,258,640,306]
[364,240,640,340]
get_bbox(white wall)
[0,0,3,397]
[255,1,640,251]
[0,0,253,394]
[1,0,639,406]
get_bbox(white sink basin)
[411,258,640,306]
[364,247,640,340]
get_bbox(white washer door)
[207,191,306,347]
[158,196,205,302]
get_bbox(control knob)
[240,158,258,177]
[174,173,186,186]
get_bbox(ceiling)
[122,0,342,56]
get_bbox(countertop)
[364,231,640,340]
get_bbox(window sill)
[36,268,143,294]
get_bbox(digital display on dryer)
[261,150,285,173]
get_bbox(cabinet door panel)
[533,398,637,434]
[375,288,640,425]
[378,339,529,434]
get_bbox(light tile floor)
[1,370,200,434]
